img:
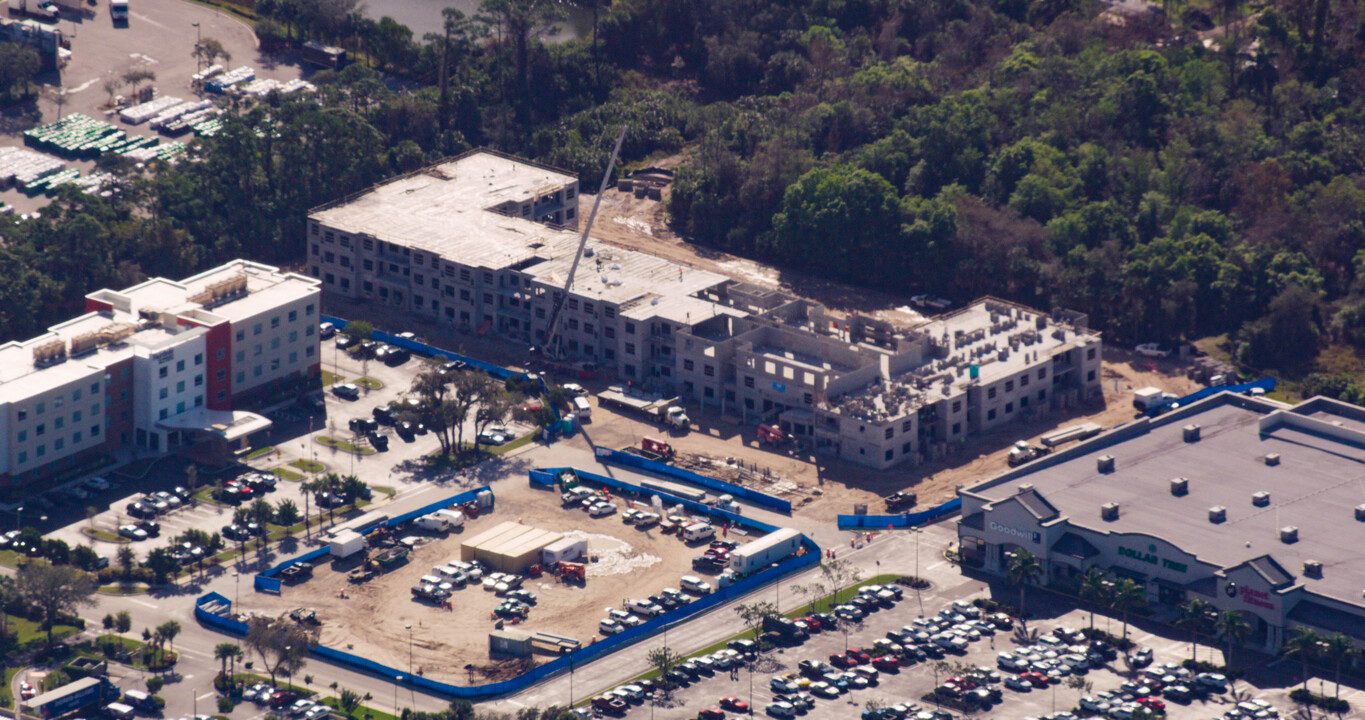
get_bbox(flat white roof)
[310,153,733,311]
[0,260,314,407]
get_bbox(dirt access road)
[576,185,1203,521]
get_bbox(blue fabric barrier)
[201,479,819,700]
[197,537,818,700]
[1143,377,1276,417]
[320,315,539,387]
[594,448,793,513]
[537,467,769,533]
[253,488,495,593]
[837,497,963,530]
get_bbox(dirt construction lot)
[243,480,735,685]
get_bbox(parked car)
[478,427,513,445]
[117,525,148,541]
[332,383,360,399]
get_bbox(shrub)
[146,677,164,693]
[1290,688,1350,713]
[217,697,235,713]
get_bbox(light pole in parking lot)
[405,623,413,675]
[232,572,240,612]
[192,23,201,73]
[909,526,925,616]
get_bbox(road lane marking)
[129,599,158,609]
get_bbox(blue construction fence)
[321,315,540,387]
[532,466,762,533]
[253,488,494,593]
[837,497,962,530]
[593,447,793,514]
[198,482,819,700]
[1144,377,1276,417]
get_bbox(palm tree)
[1215,610,1251,669]
[215,642,239,680]
[1282,627,1323,691]
[1079,567,1110,630]
[1321,632,1356,700]
[276,499,300,534]
[300,478,317,539]
[338,688,362,719]
[1177,598,1214,662]
[1006,549,1044,618]
[1110,578,1146,642]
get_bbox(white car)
[598,618,624,635]
[588,502,617,517]
[1135,342,1171,358]
[1079,696,1110,713]
[117,524,148,541]
[83,476,112,491]
[770,677,799,694]
[1109,703,1137,720]
[951,599,981,617]
[605,608,643,627]
[1004,676,1033,692]
[1197,672,1228,691]
[562,383,588,396]
[332,382,360,399]
[766,701,797,717]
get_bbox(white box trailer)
[728,528,802,575]
[328,530,367,559]
[540,536,587,565]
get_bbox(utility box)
[489,629,533,657]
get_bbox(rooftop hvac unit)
[1252,491,1270,507]
[1304,560,1323,578]
[32,339,66,365]
[1097,455,1115,473]
[1280,526,1299,543]
[1017,483,1035,495]
[1100,502,1120,521]
[1265,453,1281,466]
[1209,506,1227,524]
[1356,505,1365,521]
[1170,477,1189,496]
[1183,424,1201,442]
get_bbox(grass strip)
[246,446,277,460]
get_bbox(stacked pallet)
[0,146,65,190]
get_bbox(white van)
[104,703,135,720]
[413,514,449,532]
[572,396,592,419]
[682,523,715,543]
[435,509,465,529]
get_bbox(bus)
[301,40,345,69]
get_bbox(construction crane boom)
[538,124,627,360]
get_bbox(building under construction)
[307,151,1103,470]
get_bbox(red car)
[268,691,298,708]
[719,697,749,712]
[829,653,855,668]
[846,648,871,664]
[872,656,900,672]
[947,676,979,690]
[801,615,824,631]
[1019,671,1049,686]
[1136,697,1166,713]
[698,709,726,720]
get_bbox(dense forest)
[4,0,1365,389]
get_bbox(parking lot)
[1,0,303,215]
[592,588,1292,720]
[233,472,770,685]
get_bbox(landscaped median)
[316,436,376,456]
[81,527,130,543]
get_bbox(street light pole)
[393,676,401,718]
[405,624,413,675]
[192,23,201,73]
[232,572,240,613]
